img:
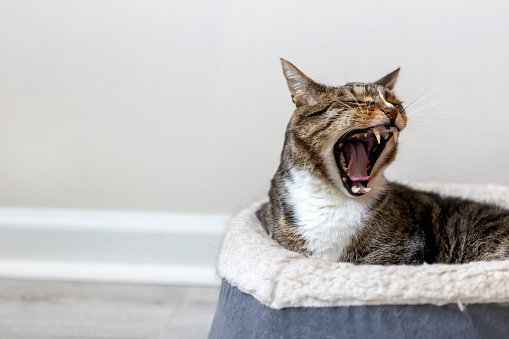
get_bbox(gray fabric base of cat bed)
[209,280,509,339]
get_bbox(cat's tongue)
[343,141,370,181]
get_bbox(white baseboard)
[0,261,218,286]
[0,208,229,287]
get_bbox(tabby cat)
[257,59,509,264]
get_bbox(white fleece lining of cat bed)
[217,182,509,309]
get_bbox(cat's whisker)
[405,118,437,125]
[403,122,435,138]
[405,118,435,127]
[353,111,365,120]
[403,90,455,117]
[403,129,426,138]
[410,111,465,118]
[404,125,430,137]
[409,116,462,123]
[337,100,355,110]
[337,100,365,120]
[343,66,349,83]
[348,90,367,117]
[315,77,341,87]
[402,85,442,112]
[410,120,455,124]
[363,93,370,116]
[349,110,364,120]
[406,100,453,116]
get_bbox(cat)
[257,59,509,264]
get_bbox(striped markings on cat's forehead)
[377,88,394,109]
[350,84,393,108]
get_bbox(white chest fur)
[285,169,378,261]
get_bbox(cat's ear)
[281,59,320,107]
[374,68,400,90]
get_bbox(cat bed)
[209,182,509,338]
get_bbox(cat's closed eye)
[302,104,333,119]
[345,100,375,106]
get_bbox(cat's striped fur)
[257,60,509,264]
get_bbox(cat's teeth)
[340,153,347,172]
[352,186,360,193]
[374,130,381,144]
[365,187,371,192]
[364,132,368,137]
[383,133,390,140]
[393,130,398,143]
[340,161,347,172]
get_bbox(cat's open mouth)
[334,125,399,196]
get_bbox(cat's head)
[281,59,407,197]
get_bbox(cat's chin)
[333,125,399,197]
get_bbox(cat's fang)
[352,186,361,194]
[365,187,372,192]
[375,130,381,144]
[393,130,398,143]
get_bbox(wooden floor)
[0,279,219,339]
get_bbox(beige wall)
[0,0,508,214]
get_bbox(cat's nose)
[382,107,398,126]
